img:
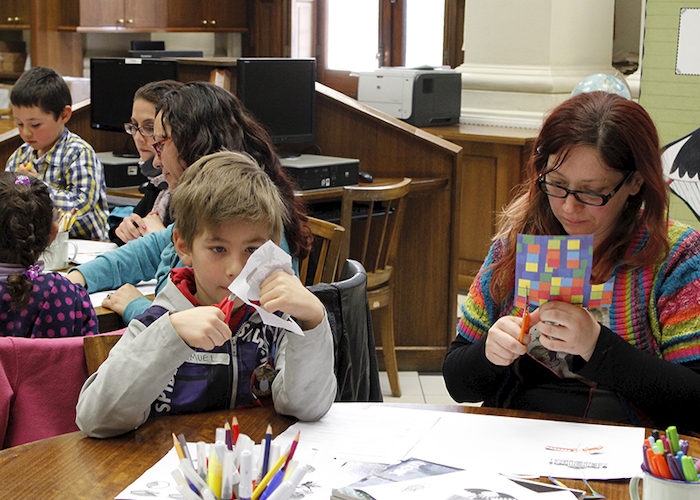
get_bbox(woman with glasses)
[110,80,183,245]
[443,91,700,432]
[68,82,311,324]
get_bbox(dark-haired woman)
[109,79,183,246]
[68,82,311,324]
[443,91,700,433]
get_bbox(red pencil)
[232,415,240,445]
[283,431,300,472]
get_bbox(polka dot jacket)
[0,272,98,338]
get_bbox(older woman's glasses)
[151,136,172,158]
[123,122,154,137]
[538,170,634,206]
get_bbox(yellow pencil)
[251,450,289,500]
[172,433,185,460]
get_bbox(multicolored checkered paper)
[514,234,613,309]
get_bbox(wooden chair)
[83,332,123,376]
[300,216,345,286]
[337,178,412,397]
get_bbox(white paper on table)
[276,405,442,465]
[227,240,303,336]
[89,279,157,308]
[357,469,577,500]
[406,410,644,480]
[69,239,118,265]
[114,446,186,499]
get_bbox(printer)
[357,67,461,127]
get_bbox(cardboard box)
[0,41,26,53]
[1,52,27,72]
[0,41,27,73]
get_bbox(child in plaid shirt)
[5,67,108,240]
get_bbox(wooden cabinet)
[425,124,535,292]
[250,0,316,57]
[168,0,247,29]
[61,0,167,28]
[0,0,30,28]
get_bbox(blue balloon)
[571,73,631,99]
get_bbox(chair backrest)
[308,259,382,402]
[300,216,345,286]
[0,336,88,448]
[83,331,124,376]
[337,178,412,286]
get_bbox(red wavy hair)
[489,91,670,304]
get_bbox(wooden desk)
[423,123,537,292]
[1,404,695,499]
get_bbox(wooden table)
[1,404,695,499]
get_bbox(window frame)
[315,0,463,97]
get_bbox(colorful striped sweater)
[444,220,700,431]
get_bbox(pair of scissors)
[519,287,530,344]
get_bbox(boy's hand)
[17,163,38,177]
[170,306,232,351]
[259,270,325,330]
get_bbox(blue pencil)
[262,424,272,478]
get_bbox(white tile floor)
[376,293,482,406]
[377,371,482,406]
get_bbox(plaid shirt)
[6,128,109,240]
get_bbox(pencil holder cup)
[629,466,700,499]
[41,231,78,271]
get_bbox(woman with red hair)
[443,91,700,432]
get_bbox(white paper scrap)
[227,240,303,336]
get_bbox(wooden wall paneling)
[252,0,285,56]
[31,0,83,77]
[0,130,23,166]
[459,153,497,291]
[314,83,462,371]
[426,125,534,293]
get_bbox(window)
[318,0,458,97]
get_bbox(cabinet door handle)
[127,19,134,24]
[211,19,216,25]
[118,18,125,24]
[202,19,207,24]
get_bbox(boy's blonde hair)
[170,151,288,247]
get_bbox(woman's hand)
[101,284,145,316]
[529,301,601,361]
[115,211,165,243]
[484,315,531,366]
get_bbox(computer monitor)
[236,58,316,146]
[89,57,179,133]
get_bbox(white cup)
[629,466,700,500]
[41,231,79,271]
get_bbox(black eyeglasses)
[124,122,155,137]
[538,170,634,206]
